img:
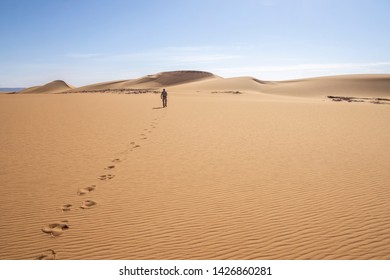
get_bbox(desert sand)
[0,71,390,259]
[17,80,74,94]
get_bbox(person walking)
[161,88,168,108]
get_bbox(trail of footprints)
[36,118,161,259]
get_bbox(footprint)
[35,249,56,260]
[77,185,96,195]
[99,174,115,180]
[60,204,72,212]
[129,142,141,149]
[42,221,70,237]
[80,200,97,209]
[112,158,121,163]
[105,165,115,170]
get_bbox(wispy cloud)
[211,62,390,79]
[80,46,242,66]
[65,53,106,59]
[169,54,241,63]
[56,46,244,85]
[268,62,390,71]
[214,62,390,73]
[60,47,390,83]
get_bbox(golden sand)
[1,72,389,259]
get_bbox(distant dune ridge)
[18,80,74,94]
[69,70,219,92]
[170,73,390,98]
[263,74,390,98]
[13,71,390,98]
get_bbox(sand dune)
[16,71,390,100]
[72,72,390,102]
[133,70,219,87]
[70,70,219,92]
[261,74,390,98]
[1,70,390,260]
[171,73,390,99]
[171,76,268,93]
[18,80,74,94]
[17,85,41,94]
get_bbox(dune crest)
[70,70,219,92]
[134,70,220,87]
[19,80,74,94]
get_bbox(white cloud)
[64,53,106,59]
[81,46,242,65]
[210,62,390,80]
[214,62,390,72]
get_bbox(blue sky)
[1,0,390,87]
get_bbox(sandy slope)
[1,82,389,259]
[69,71,219,92]
[262,74,390,98]
[18,80,74,94]
[171,76,269,93]
[170,74,390,99]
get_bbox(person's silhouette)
[161,88,168,108]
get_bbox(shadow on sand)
[152,107,164,110]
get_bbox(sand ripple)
[0,93,389,259]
